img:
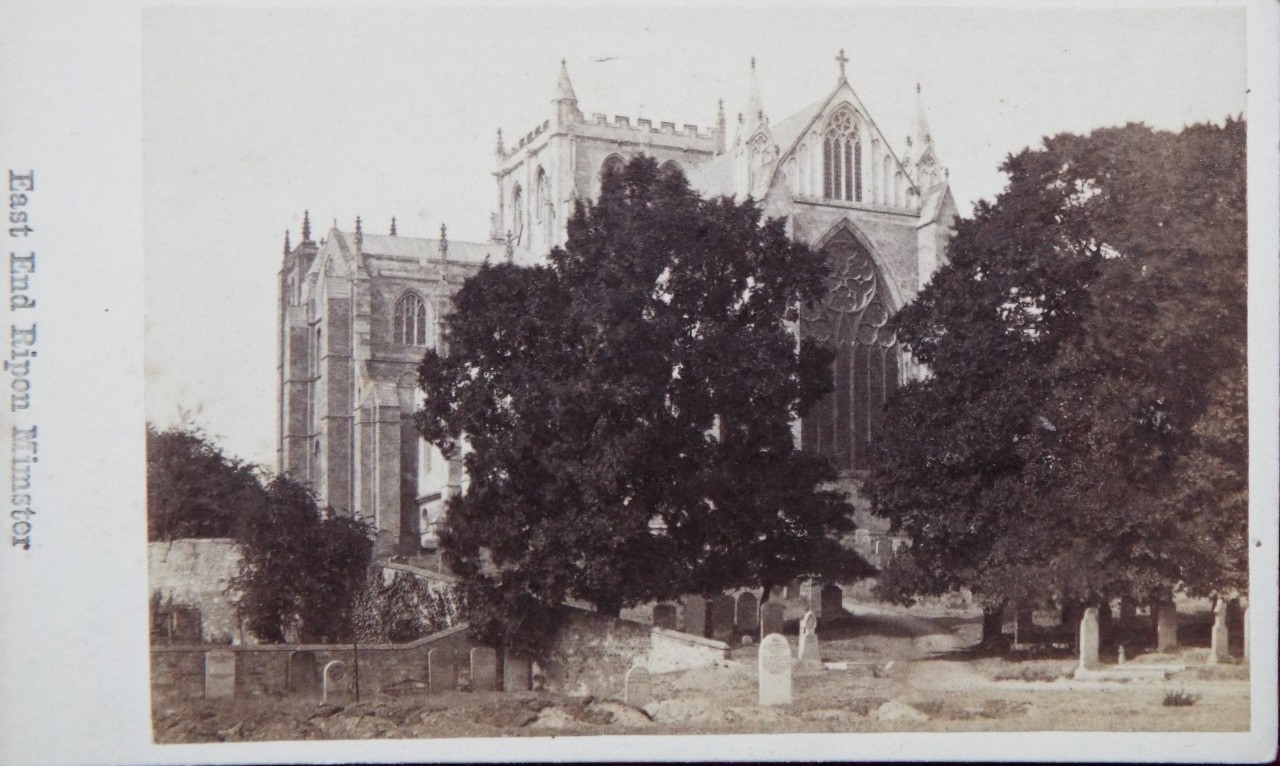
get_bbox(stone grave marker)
[735,591,759,632]
[1156,604,1178,652]
[204,649,236,699]
[652,603,678,631]
[322,660,349,703]
[683,595,707,637]
[757,633,793,706]
[797,611,822,671]
[769,584,785,600]
[1208,599,1231,664]
[1077,607,1100,671]
[471,647,499,690]
[287,650,320,696]
[785,580,802,599]
[760,601,785,639]
[709,595,735,641]
[819,584,843,617]
[428,647,455,692]
[503,653,531,692]
[624,665,653,707]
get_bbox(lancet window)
[393,292,429,347]
[822,109,863,203]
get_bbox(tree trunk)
[759,583,774,604]
[981,600,1007,645]
[1096,597,1113,649]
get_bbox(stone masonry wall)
[149,539,243,644]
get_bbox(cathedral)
[277,53,957,557]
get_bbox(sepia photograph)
[2,2,1276,763]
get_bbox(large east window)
[823,110,863,203]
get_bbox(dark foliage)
[146,424,265,541]
[866,120,1247,611]
[418,156,873,656]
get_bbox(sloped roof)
[770,95,829,155]
[918,183,954,226]
[332,231,501,263]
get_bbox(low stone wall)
[149,539,244,643]
[151,625,475,700]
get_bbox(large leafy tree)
[146,423,266,541]
[867,120,1247,636]
[232,476,374,643]
[418,156,872,654]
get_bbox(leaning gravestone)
[709,595,735,641]
[758,633,793,706]
[624,665,653,707]
[760,601,785,640]
[1156,604,1178,652]
[683,595,707,637]
[797,611,822,671]
[204,649,236,699]
[503,653,531,692]
[471,647,499,690]
[652,603,678,631]
[287,650,320,696]
[1077,607,1100,672]
[735,592,759,632]
[322,660,348,703]
[428,647,455,693]
[1208,599,1231,665]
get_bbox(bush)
[1163,689,1200,707]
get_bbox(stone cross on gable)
[836,49,849,80]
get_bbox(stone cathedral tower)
[279,53,957,561]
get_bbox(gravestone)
[471,647,499,690]
[503,653,531,692]
[757,633,793,706]
[683,595,707,637]
[735,592,759,632]
[1077,607,1100,671]
[204,650,236,699]
[1156,604,1178,652]
[820,584,843,617]
[624,665,652,707]
[1242,601,1250,662]
[428,648,455,692]
[322,660,349,703]
[769,584,785,600]
[785,580,802,599]
[709,595,735,641]
[287,650,320,696]
[652,603,678,631]
[797,611,822,670]
[760,601,785,639]
[1208,599,1231,664]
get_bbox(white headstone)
[797,610,822,671]
[757,633,793,706]
[322,660,348,703]
[204,650,236,699]
[1208,598,1231,664]
[1156,604,1178,652]
[624,665,652,707]
[1078,607,1100,671]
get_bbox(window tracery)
[822,109,863,202]
[393,292,429,347]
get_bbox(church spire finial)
[439,223,448,261]
[354,215,363,247]
[553,57,577,103]
[745,56,766,127]
[836,49,849,81]
[495,127,504,159]
[914,80,933,147]
[283,229,291,255]
[301,210,311,242]
[390,216,397,236]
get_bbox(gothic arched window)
[534,167,553,244]
[799,228,900,473]
[393,292,429,346]
[822,109,863,203]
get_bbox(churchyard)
[152,592,1249,742]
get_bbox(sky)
[143,5,1248,469]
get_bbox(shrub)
[1163,689,1200,707]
